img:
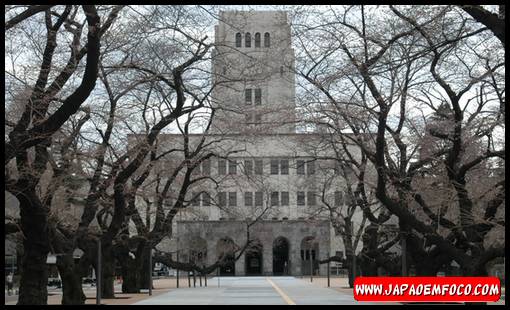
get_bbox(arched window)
[264,32,270,47]
[235,33,242,47]
[255,32,261,47]
[245,32,251,47]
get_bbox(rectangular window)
[308,191,316,206]
[255,191,263,206]
[297,191,305,206]
[334,191,343,206]
[307,161,315,175]
[202,192,211,206]
[218,192,226,207]
[245,192,253,207]
[254,114,262,123]
[244,160,253,175]
[254,88,261,105]
[228,192,237,206]
[228,159,237,175]
[281,192,289,206]
[191,192,200,206]
[218,159,227,175]
[245,88,252,104]
[255,159,263,174]
[280,159,289,175]
[270,159,279,175]
[271,192,279,206]
[297,160,305,175]
[202,159,211,176]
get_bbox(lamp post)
[149,248,153,296]
[97,238,101,305]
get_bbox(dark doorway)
[217,237,236,276]
[273,237,289,275]
[301,236,319,275]
[219,254,235,276]
[245,241,263,275]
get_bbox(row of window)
[216,159,316,175]
[245,88,262,105]
[235,32,270,48]
[189,191,350,207]
[193,159,347,176]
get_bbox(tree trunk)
[138,245,152,289]
[121,259,139,293]
[57,255,86,305]
[101,246,116,298]
[17,194,50,305]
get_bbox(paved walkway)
[135,276,371,305]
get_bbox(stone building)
[136,10,365,276]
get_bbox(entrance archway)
[245,240,263,275]
[217,237,236,276]
[272,237,289,275]
[301,236,319,275]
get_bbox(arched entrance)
[217,237,236,276]
[272,237,289,275]
[245,240,263,275]
[189,237,207,267]
[301,236,319,275]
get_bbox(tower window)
[218,159,227,175]
[254,88,261,105]
[245,32,251,47]
[255,191,263,206]
[281,192,289,206]
[280,159,289,175]
[254,114,262,124]
[297,160,305,175]
[254,159,263,174]
[270,159,279,174]
[245,192,253,207]
[202,159,211,175]
[228,192,237,206]
[307,161,315,175]
[245,88,252,104]
[244,160,253,175]
[297,191,305,206]
[218,192,227,207]
[228,160,237,175]
[255,32,261,47]
[280,66,284,77]
[271,192,279,206]
[264,32,270,47]
[235,33,242,47]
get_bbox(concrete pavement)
[134,276,371,305]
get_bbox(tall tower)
[211,11,296,134]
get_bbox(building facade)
[140,11,364,276]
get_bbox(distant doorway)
[245,240,263,275]
[301,236,319,276]
[272,237,289,275]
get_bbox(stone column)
[263,244,273,276]
[235,253,245,276]
[289,246,301,276]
